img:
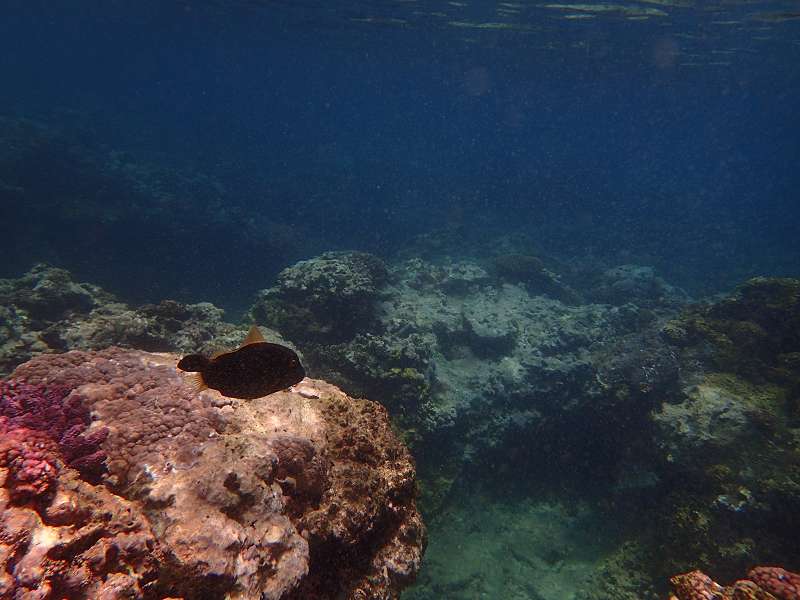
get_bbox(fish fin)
[184,372,208,393]
[241,324,266,347]
[210,349,227,359]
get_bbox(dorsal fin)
[241,324,266,347]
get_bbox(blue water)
[1,0,798,310]
[1,3,799,597]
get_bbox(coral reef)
[647,277,800,577]
[3,257,798,600]
[750,567,800,599]
[0,380,108,500]
[0,264,269,376]
[1,348,424,599]
[669,566,800,600]
[249,253,683,515]
[251,251,389,344]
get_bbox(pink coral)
[749,568,800,600]
[0,379,108,483]
[670,568,800,600]
[0,424,59,499]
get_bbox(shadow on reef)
[1,250,799,599]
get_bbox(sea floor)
[406,491,615,600]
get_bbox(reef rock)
[492,253,583,305]
[251,251,389,344]
[1,348,424,599]
[661,277,800,383]
[587,264,689,309]
[0,264,256,377]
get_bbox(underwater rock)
[492,253,583,305]
[400,259,492,295]
[311,332,434,416]
[628,279,800,585]
[0,264,112,374]
[0,264,260,377]
[58,299,257,358]
[436,261,492,295]
[593,329,680,401]
[654,277,800,475]
[652,374,768,465]
[460,293,518,357]
[588,264,690,309]
[0,263,107,324]
[251,251,389,344]
[2,348,424,599]
[662,277,800,384]
[262,254,668,510]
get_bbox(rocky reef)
[247,252,800,598]
[250,251,389,345]
[1,348,424,599]
[0,263,265,377]
[251,252,685,510]
[644,277,800,576]
[2,253,799,600]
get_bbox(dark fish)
[177,325,305,399]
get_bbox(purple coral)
[0,379,108,492]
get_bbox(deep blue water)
[1,0,798,308]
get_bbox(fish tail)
[183,372,209,393]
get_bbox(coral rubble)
[1,348,424,599]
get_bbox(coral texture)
[1,348,424,599]
[0,380,108,501]
[669,567,800,600]
[750,567,800,600]
[251,251,389,344]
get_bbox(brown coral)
[2,348,425,599]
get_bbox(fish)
[177,325,305,399]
